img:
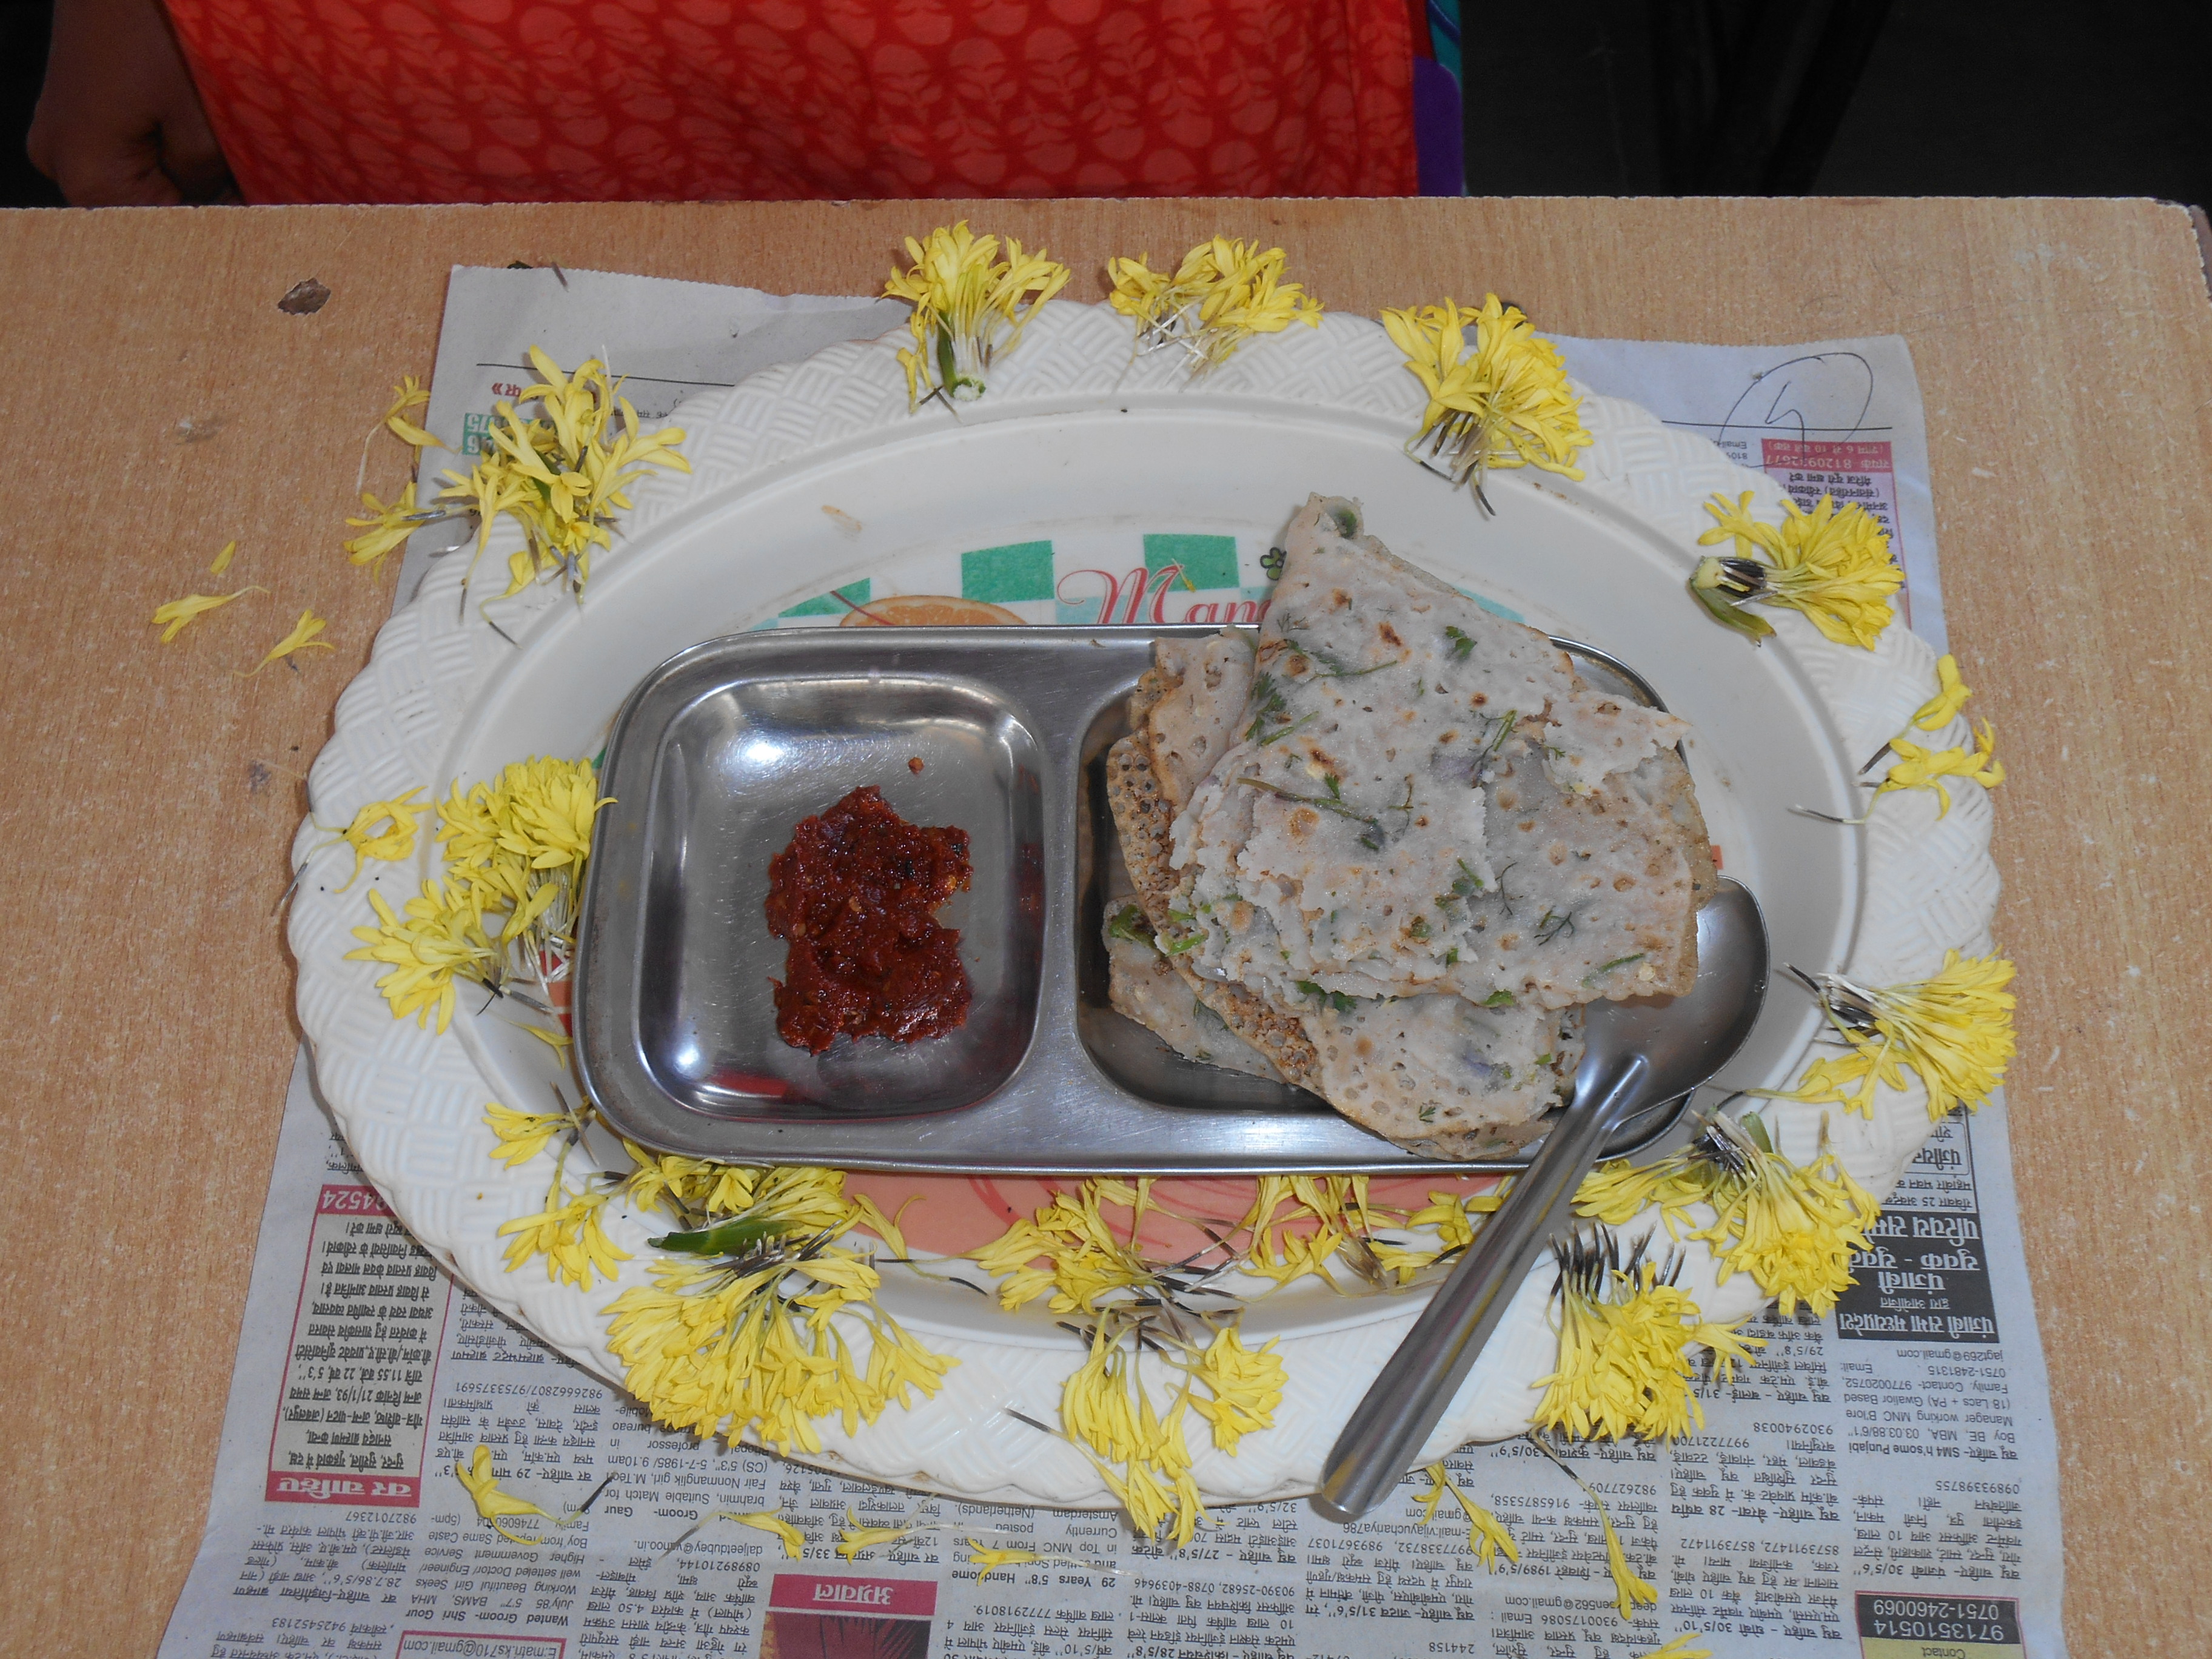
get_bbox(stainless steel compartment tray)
[575,625,1691,1174]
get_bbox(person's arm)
[28,0,233,204]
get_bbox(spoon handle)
[1313,1054,1650,1523]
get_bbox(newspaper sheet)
[162,267,2063,1659]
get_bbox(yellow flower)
[1061,1320,1144,1467]
[484,1101,571,1168]
[1532,1231,1762,1443]
[1188,1326,1284,1455]
[455,1444,555,1544]
[836,1510,917,1560]
[1369,1183,1509,1281]
[1692,491,1901,648]
[968,1175,1410,1543]
[1056,1320,1204,1547]
[434,756,611,994]
[1767,951,2016,1121]
[1697,1114,1879,1316]
[1912,654,1973,730]
[1230,1173,1387,1287]
[438,452,532,578]
[152,586,266,643]
[1578,1111,1877,1319]
[1868,722,2003,818]
[1379,296,1592,506]
[378,375,446,449]
[1106,237,1322,376]
[883,222,1070,407]
[209,540,237,575]
[239,609,335,676]
[1413,1464,1518,1569]
[1523,1436,1663,1623]
[497,1184,628,1289]
[603,1168,955,1460]
[435,347,688,602]
[969,1179,1164,1313]
[345,482,426,574]
[325,786,426,891]
[346,879,501,1033]
[630,1160,851,1241]
[967,1539,1039,1578]
[440,757,607,886]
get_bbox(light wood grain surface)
[1,198,2205,1658]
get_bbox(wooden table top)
[1,197,2205,1657]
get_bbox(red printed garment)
[163,0,1418,204]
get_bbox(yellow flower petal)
[1911,654,1974,730]
[1869,721,2003,818]
[455,1444,553,1544]
[327,786,426,891]
[1600,1504,1658,1620]
[210,539,237,575]
[497,1185,629,1290]
[836,1510,917,1560]
[379,375,429,424]
[1188,1325,1284,1455]
[386,413,446,449]
[966,1538,1039,1578]
[347,879,501,1033]
[238,609,334,676]
[344,481,424,574]
[1413,1464,1518,1569]
[849,1192,923,1262]
[602,1160,956,1460]
[484,1101,570,1168]
[152,586,266,643]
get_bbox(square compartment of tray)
[613,657,1044,1117]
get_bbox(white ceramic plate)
[290,304,1999,1507]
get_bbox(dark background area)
[1477,0,2211,206]
[2,0,2205,209]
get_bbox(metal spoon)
[1314,879,1769,1523]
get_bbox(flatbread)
[1301,993,1586,1159]
[1143,631,1257,809]
[1103,498,1722,1159]
[1170,495,1701,1008]
[1104,732,1321,1087]
[1430,739,1703,1008]
[1103,917,1284,1081]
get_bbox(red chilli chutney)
[765,785,973,1054]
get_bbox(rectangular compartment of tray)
[575,626,1692,1174]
